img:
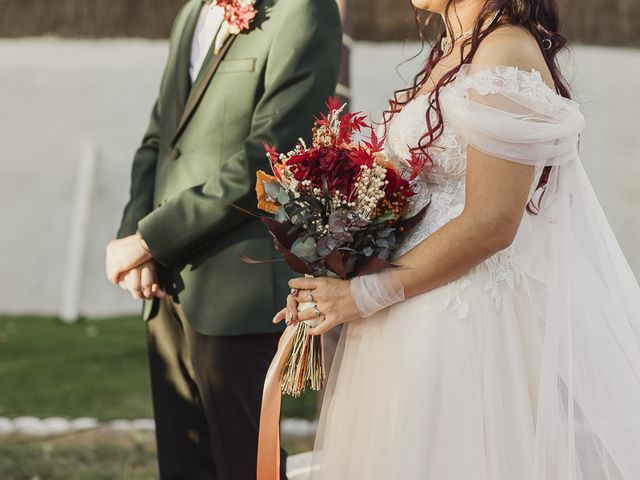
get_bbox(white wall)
[0,38,638,317]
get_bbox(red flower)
[383,165,414,199]
[288,146,361,196]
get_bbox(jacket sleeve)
[116,2,194,239]
[117,99,160,239]
[137,0,343,268]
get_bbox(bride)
[275,0,640,478]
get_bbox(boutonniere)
[213,0,258,54]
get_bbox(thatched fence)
[0,0,638,47]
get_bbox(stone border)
[0,416,316,438]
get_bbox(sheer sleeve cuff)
[350,269,405,318]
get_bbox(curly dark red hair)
[383,0,571,214]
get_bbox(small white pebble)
[132,419,156,431]
[42,417,71,435]
[13,416,47,436]
[71,417,99,431]
[109,419,133,431]
[0,417,15,435]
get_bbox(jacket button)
[170,148,181,160]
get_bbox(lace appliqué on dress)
[455,65,562,106]
[444,275,471,319]
[440,249,528,319]
[484,248,528,311]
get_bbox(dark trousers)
[145,296,287,480]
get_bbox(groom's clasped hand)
[105,232,165,300]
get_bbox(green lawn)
[0,435,158,480]
[0,315,317,478]
[0,315,318,420]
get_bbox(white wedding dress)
[310,65,640,479]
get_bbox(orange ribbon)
[257,325,298,480]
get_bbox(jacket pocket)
[218,57,257,74]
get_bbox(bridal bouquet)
[251,98,427,396]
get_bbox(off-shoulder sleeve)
[440,64,585,166]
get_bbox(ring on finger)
[306,291,314,302]
[313,305,322,318]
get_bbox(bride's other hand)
[288,277,361,336]
[273,289,301,325]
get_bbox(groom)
[105,0,342,478]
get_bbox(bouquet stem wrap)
[257,276,326,480]
[257,325,297,480]
[281,296,326,396]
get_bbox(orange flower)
[373,153,396,172]
[256,170,280,214]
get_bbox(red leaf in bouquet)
[324,249,348,279]
[408,150,429,181]
[313,112,331,129]
[337,112,368,145]
[313,97,342,132]
[261,217,298,249]
[325,96,342,113]
[236,250,284,265]
[263,141,279,161]
[362,127,385,155]
[263,141,287,182]
[354,256,400,277]
[348,147,376,168]
[351,114,369,132]
[272,238,314,275]
[397,202,430,233]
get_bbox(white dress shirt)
[190,3,225,83]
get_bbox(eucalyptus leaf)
[370,213,397,226]
[264,181,282,200]
[377,248,390,261]
[277,190,291,205]
[287,204,309,218]
[332,231,353,242]
[328,210,347,233]
[317,235,340,257]
[377,228,395,239]
[287,224,302,236]
[299,194,324,211]
[322,177,331,203]
[275,208,288,223]
[291,237,318,261]
[363,246,374,257]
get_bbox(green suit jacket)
[117,0,342,335]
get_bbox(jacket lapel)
[175,1,204,125]
[186,19,226,107]
[171,32,237,149]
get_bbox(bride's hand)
[272,288,301,326]
[288,277,362,336]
